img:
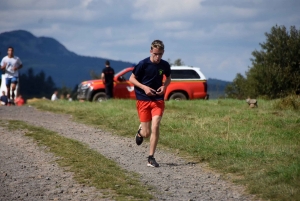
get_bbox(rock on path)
[0,106,258,201]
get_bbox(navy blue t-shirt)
[102,67,115,85]
[132,57,171,101]
[0,95,8,105]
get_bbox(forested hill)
[0,30,133,88]
[207,78,231,99]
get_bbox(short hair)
[105,60,110,65]
[8,46,14,51]
[151,40,164,50]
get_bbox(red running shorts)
[136,100,165,122]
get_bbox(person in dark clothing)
[129,40,171,167]
[0,91,8,106]
[101,60,115,99]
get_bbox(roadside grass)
[2,120,153,201]
[29,98,300,201]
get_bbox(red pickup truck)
[77,66,209,101]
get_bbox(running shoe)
[135,124,143,145]
[147,156,159,167]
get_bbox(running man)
[0,46,23,105]
[129,40,171,167]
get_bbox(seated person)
[0,91,8,106]
[66,94,73,101]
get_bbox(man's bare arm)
[0,62,7,70]
[164,76,171,87]
[101,73,105,82]
[156,76,171,95]
[13,64,23,71]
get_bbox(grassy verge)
[2,119,153,201]
[28,98,300,201]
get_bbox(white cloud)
[0,0,299,81]
[154,21,193,31]
[193,51,251,81]
[81,0,93,8]
[0,0,77,10]
[132,0,203,21]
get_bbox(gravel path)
[0,106,258,201]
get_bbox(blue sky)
[0,0,299,81]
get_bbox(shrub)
[273,95,300,110]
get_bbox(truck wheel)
[169,92,187,101]
[93,92,107,102]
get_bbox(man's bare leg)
[136,116,162,167]
[11,83,16,102]
[6,86,10,100]
[140,121,151,138]
[149,115,162,156]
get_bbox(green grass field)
[27,97,300,201]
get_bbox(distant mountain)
[0,30,133,88]
[207,78,231,99]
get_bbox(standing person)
[129,40,171,167]
[101,60,115,99]
[0,46,23,105]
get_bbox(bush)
[273,95,300,110]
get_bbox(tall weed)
[273,95,300,110]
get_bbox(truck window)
[171,70,200,79]
[123,71,132,81]
[118,71,132,81]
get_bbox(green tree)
[225,73,247,99]
[58,85,73,100]
[90,70,101,79]
[226,25,300,99]
[19,68,57,100]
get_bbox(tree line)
[225,25,300,99]
[15,68,76,101]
